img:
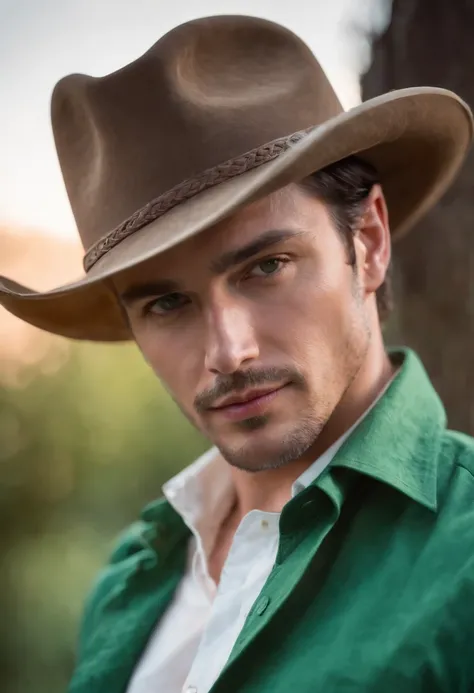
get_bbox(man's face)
[115,184,378,471]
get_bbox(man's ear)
[353,184,391,296]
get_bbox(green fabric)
[68,349,474,693]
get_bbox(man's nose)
[204,300,259,375]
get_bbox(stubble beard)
[214,411,329,472]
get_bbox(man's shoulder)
[77,497,186,652]
[89,495,180,597]
[78,519,155,644]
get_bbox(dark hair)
[297,156,393,323]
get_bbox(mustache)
[194,366,305,412]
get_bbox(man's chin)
[212,422,320,473]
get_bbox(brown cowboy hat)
[1,15,472,341]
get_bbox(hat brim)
[1,87,472,341]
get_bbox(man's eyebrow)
[119,229,302,305]
[119,279,182,306]
[210,228,303,275]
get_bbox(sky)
[0,0,389,240]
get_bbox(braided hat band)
[83,129,309,272]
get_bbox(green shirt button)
[256,596,270,615]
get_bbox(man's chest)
[68,480,474,693]
[126,511,282,693]
[208,494,473,693]
[212,543,469,693]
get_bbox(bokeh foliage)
[0,341,207,693]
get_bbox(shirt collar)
[292,369,397,496]
[328,348,445,512]
[162,447,234,556]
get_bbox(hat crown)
[51,15,343,251]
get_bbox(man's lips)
[208,385,287,421]
[211,386,282,409]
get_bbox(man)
[1,14,474,693]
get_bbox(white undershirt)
[126,378,393,693]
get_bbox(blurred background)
[1,1,473,691]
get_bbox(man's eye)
[147,293,189,315]
[249,258,286,278]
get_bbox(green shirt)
[68,349,474,693]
